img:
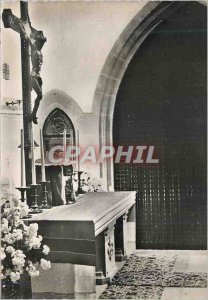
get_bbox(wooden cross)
[2,2,46,194]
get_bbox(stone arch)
[38,89,84,131]
[92,1,206,189]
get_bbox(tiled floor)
[161,250,208,300]
[161,287,208,300]
[134,250,207,300]
[98,250,208,300]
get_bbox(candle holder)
[16,186,30,202]
[16,186,32,219]
[75,171,86,196]
[65,168,76,205]
[30,184,43,214]
[39,181,51,209]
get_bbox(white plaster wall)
[1,0,146,112]
[0,1,147,195]
[1,113,23,196]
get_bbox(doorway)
[113,2,207,249]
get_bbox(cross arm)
[2,9,28,37]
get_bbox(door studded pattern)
[113,2,207,249]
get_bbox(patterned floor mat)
[100,285,164,299]
[99,254,207,299]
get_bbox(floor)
[98,250,208,300]
[137,250,207,300]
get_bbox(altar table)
[30,191,136,298]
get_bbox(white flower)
[1,218,9,228]
[1,218,10,233]
[29,269,40,277]
[11,198,21,208]
[19,202,29,218]
[11,250,26,271]
[3,207,10,214]
[12,229,23,241]
[29,223,38,232]
[40,258,51,270]
[27,263,40,278]
[30,235,42,249]
[14,266,24,274]
[1,248,6,261]
[3,233,14,244]
[6,246,15,255]
[27,223,39,240]
[10,271,21,283]
[12,250,25,264]
[1,265,5,279]
[14,250,25,257]
[42,245,50,255]
[12,256,25,268]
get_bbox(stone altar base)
[30,192,136,298]
[32,263,96,299]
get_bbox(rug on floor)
[99,254,207,299]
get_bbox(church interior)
[0,1,207,299]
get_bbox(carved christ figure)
[28,28,46,124]
[2,9,47,124]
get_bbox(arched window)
[36,108,76,206]
[43,108,75,153]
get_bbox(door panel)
[113,2,207,249]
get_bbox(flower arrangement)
[1,198,51,298]
[72,172,104,193]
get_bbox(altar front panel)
[39,220,96,266]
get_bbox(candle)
[21,129,26,187]
[63,129,66,164]
[77,130,80,171]
[71,129,74,163]
[40,129,46,181]
[31,127,36,184]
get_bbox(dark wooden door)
[113,2,207,249]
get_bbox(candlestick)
[31,127,36,185]
[16,186,29,202]
[40,129,46,181]
[65,169,76,205]
[20,129,26,187]
[16,186,32,218]
[75,171,86,196]
[77,130,80,171]
[30,184,43,214]
[40,181,51,209]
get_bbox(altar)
[30,191,136,299]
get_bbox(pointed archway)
[93,1,207,249]
[113,1,207,249]
[92,0,207,190]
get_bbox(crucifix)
[2,2,46,194]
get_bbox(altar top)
[30,191,136,236]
